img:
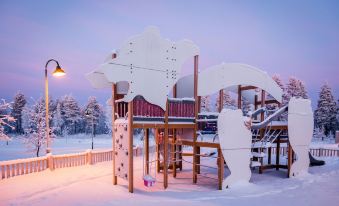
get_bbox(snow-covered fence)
[271,147,339,157]
[0,156,48,179]
[0,147,149,180]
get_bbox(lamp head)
[52,65,66,77]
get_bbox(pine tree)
[285,76,309,102]
[0,99,15,141]
[61,95,81,135]
[11,92,26,134]
[314,83,337,136]
[83,96,101,136]
[200,95,211,112]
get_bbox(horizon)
[0,0,338,108]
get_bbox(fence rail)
[271,147,339,157]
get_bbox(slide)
[309,152,325,166]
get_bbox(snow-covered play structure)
[86,27,314,192]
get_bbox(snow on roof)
[86,26,199,110]
[198,63,283,103]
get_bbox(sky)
[0,0,338,108]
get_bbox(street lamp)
[45,59,66,154]
[85,109,94,150]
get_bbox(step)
[251,152,266,158]
[251,161,261,167]
[252,142,272,149]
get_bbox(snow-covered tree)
[53,100,64,136]
[314,83,337,136]
[286,76,308,102]
[61,95,81,134]
[241,98,252,116]
[105,100,113,134]
[83,96,102,136]
[0,99,15,142]
[11,92,26,134]
[22,98,54,157]
[200,95,211,112]
[216,90,237,111]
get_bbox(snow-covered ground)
[0,155,338,206]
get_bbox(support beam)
[193,55,199,184]
[237,85,242,109]
[128,101,134,193]
[145,128,149,174]
[164,100,169,189]
[218,89,223,112]
[240,85,257,91]
[112,84,118,185]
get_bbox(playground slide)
[309,152,325,166]
[251,105,288,130]
[250,103,325,167]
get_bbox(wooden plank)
[145,128,149,174]
[112,84,117,185]
[164,100,169,189]
[237,85,242,109]
[128,101,134,193]
[240,85,257,91]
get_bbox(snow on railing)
[270,147,339,157]
[0,147,147,180]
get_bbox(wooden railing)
[271,147,339,157]
[0,147,149,180]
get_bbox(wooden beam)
[237,85,242,109]
[218,89,223,112]
[240,85,257,91]
[164,100,169,189]
[128,101,133,193]
[145,128,149,174]
[173,84,177,98]
[112,84,117,185]
[193,55,199,184]
[255,99,280,106]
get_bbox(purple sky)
[0,0,338,108]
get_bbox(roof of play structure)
[86,26,200,110]
[198,63,283,103]
[86,27,283,108]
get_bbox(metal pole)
[45,68,50,154]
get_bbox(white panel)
[86,26,199,109]
[198,63,282,103]
[176,75,194,98]
[218,109,252,188]
[288,97,314,177]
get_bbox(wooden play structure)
[86,27,314,192]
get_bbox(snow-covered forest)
[0,75,338,157]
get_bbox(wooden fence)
[0,146,150,180]
[271,147,339,157]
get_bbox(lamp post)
[45,59,66,154]
[85,109,94,150]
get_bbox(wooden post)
[156,129,160,173]
[193,55,199,184]
[258,90,266,174]
[237,85,242,109]
[276,137,280,170]
[287,141,293,177]
[172,129,177,178]
[112,83,118,185]
[47,153,54,171]
[164,100,169,189]
[219,89,223,112]
[218,148,224,190]
[128,101,134,193]
[145,128,149,174]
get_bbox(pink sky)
[0,0,338,107]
